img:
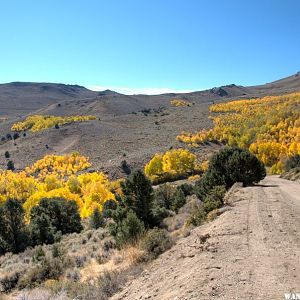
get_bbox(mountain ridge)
[1,71,300,98]
[0,71,299,178]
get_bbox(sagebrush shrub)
[32,246,46,262]
[140,228,173,259]
[203,185,226,214]
[18,256,73,288]
[0,270,23,292]
[284,154,300,171]
[180,183,194,196]
[187,207,207,227]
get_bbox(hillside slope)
[0,82,97,117]
[111,176,300,300]
[0,72,300,178]
[1,72,300,118]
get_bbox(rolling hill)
[0,72,300,178]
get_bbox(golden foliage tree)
[11,115,96,132]
[170,99,191,107]
[145,149,197,182]
[0,153,117,219]
[177,93,300,174]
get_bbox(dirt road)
[111,176,300,300]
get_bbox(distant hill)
[1,72,300,118]
[0,82,97,117]
[0,72,299,178]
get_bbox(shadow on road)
[248,184,278,188]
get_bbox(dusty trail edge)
[111,176,300,300]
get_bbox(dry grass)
[280,167,300,182]
[15,288,69,300]
[80,245,145,283]
[0,228,113,293]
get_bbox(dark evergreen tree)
[29,212,56,246]
[120,160,131,175]
[121,170,155,227]
[7,160,15,171]
[153,184,173,210]
[4,151,10,159]
[150,196,169,225]
[89,208,104,229]
[180,183,194,196]
[195,147,266,199]
[29,198,82,246]
[0,199,28,254]
[170,187,186,213]
[114,210,144,248]
[13,133,20,140]
[102,199,118,218]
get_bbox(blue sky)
[0,0,299,94]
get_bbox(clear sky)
[0,0,299,94]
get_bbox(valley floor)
[111,176,300,300]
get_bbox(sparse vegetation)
[140,228,173,259]
[284,154,300,171]
[0,270,23,292]
[18,255,74,289]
